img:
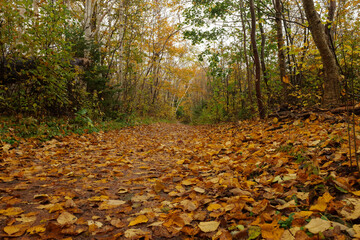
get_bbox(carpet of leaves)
[1,115,360,239]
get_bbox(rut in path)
[1,120,359,239]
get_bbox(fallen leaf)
[198,221,220,232]
[340,198,360,220]
[0,207,24,216]
[182,179,196,186]
[88,195,109,202]
[180,199,198,211]
[277,199,297,210]
[111,218,126,228]
[16,215,37,223]
[207,203,222,211]
[305,218,331,234]
[117,188,129,194]
[248,226,261,240]
[57,211,78,226]
[99,199,126,210]
[310,192,333,211]
[124,228,150,238]
[88,220,103,228]
[128,215,148,226]
[3,224,27,235]
[2,143,11,153]
[194,187,205,193]
[354,224,360,238]
[26,224,46,234]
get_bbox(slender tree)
[274,0,288,95]
[249,0,265,118]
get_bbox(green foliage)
[277,143,293,153]
[278,213,295,229]
[0,1,81,115]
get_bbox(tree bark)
[301,0,341,106]
[239,0,253,107]
[249,0,265,119]
[258,8,271,103]
[274,0,288,93]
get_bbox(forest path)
[1,120,359,239]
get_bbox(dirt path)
[0,121,359,239]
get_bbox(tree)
[301,0,341,107]
[274,0,288,97]
[249,0,265,119]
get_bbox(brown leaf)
[57,211,78,226]
[305,218,331,234]
[124,228,150,239]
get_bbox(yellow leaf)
[26,224,46,234]
[310,192,333,211]
[176,160,185,164]
[294,211,313,219]
[352,191,360,196]
[282,75,290,84]
[207,203,222,211]
[4,224,26,235]
[128,215,148,226]
[88,195,109,202]
[0,207,24,216]
[198,221,220,232]
[48,203,64,213]
[182,179,195,185]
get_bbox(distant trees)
[183,0,360,122]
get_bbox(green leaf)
[248,226,261,240]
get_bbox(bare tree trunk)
[239,0,253,107]
[301,0,341,106]
[274,0,288,95]
[84,0,93,57]
[250,0,265,119]
[258,7,270,103]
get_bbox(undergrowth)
[0,112,174,145]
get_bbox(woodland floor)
[1,116,360,239]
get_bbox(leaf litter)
[0,116,360,239]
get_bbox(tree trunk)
[249,0,265,119]
[84,0,93,57]
[301,0,341,106]
[274,0,288,94]
[239,0,253,107]
[258,8,271,103]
